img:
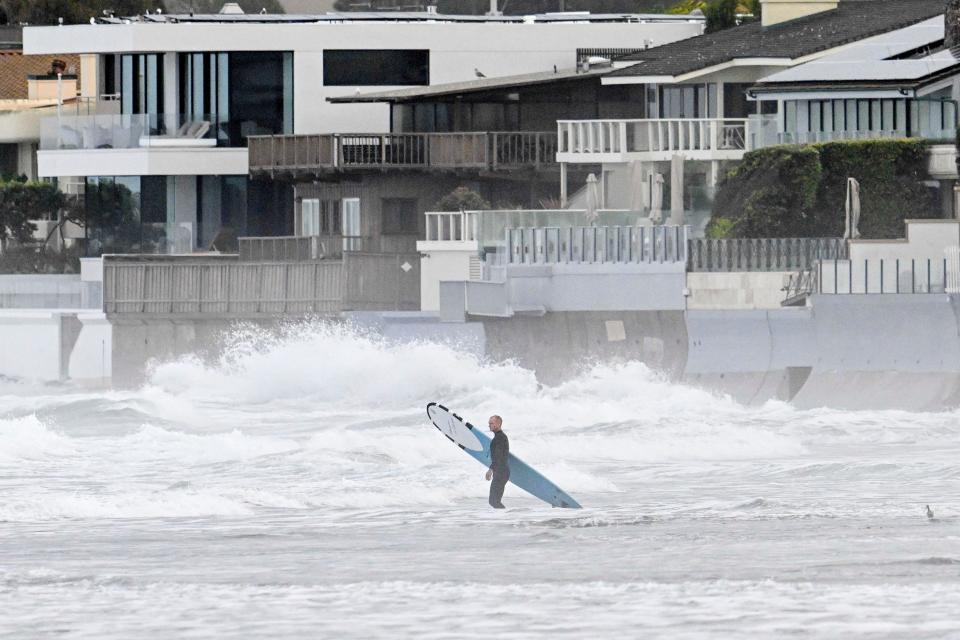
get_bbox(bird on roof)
[474,68,486,78]
[926,505,935,519]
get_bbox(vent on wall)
[469,255,482,280]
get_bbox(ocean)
[1,322,959,638]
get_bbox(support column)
[162,52,178,134]
[560,162,568,207]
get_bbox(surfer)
[485,415,510,509]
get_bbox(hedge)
[708,139,939,239]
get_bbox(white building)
[23,8,703,254]
[554,0,946,233]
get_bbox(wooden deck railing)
[102,251,420,316]
[248,131,557,175]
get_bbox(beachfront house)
[22,5,703,256]
[555,0,947,233]
[748,14,960,215]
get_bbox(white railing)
[424,209,651,247]
[504,225,689,265]
[557,118,755,157]
[424,211,479,242]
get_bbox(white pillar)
[560,162,568,207]
[163,52,178,134]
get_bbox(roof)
[97,11,701,25]
[329,67,610,103]
[608,0,946,80]
[0,51,81,100]
[753,17,960,90]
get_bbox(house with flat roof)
[22,6,703,255]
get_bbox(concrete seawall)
[9,294,960,411]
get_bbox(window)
[342,198,362,251]
[179,51,293,146]
[120,54,164,129]
[302,199,321,236]
[323,50,429,86]
[381,198,418,235]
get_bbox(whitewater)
[2,322,960,638]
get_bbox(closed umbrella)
[844,177,861,240]
[584,173,600,224]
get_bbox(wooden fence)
[103,252,419,316]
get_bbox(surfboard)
[426,402,582,509]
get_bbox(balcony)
[422,208,651,250]
[557,118,772,163]
[247,131,558,176]
[37,113,248,177]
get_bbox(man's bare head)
[488,415,503,432]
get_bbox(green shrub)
[710,139,939,239]
[434,186,491,212]
[709,145,821,238]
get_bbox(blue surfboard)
[426,403,582,509]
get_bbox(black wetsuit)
[488,431,510,509]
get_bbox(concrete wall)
[684,308,814,405]
[466,263,687,316]
[792,294,960,411]
[0,310,110,383]
[0,275,100,309]
[687,272,792,310]
[480,310,688,385]
[418,243,478,312]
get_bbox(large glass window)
[179,51,293,146]
[323,50,429,86]
[119,54,164,130]
[84,176,173,255]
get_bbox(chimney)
[760,0,839,27]
[947,0,960,49]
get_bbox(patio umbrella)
[844,177,861,240]
[584,173,600,224]
[649,173,665,224]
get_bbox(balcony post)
[619,121,627,154]
[560,162,568,207]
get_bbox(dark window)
[381,198,418,235]
[120,54,164,129]
[179,51,293,146]
[323,50,429,86]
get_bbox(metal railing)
[102,251,419,315]
[505,225,688,265]
[238,235,366,261]
[248,131,557,174]
[817,257,958,295]
[687,237,847,272]
[782,267,818,306]
[424,211,478,242]
[556,118,755,157]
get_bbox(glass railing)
[460,209,651,249]
[40,113,228,150]
[84,222,195,256]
